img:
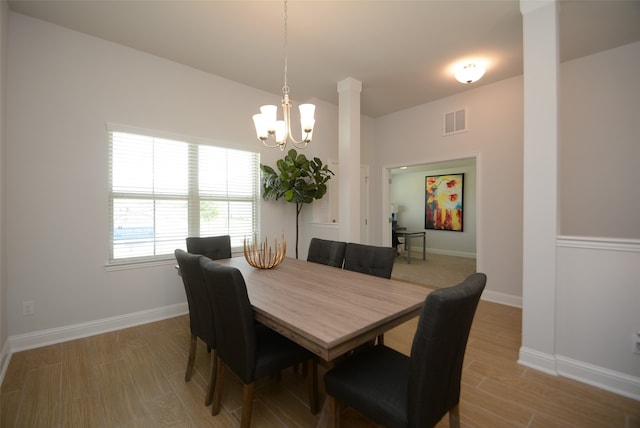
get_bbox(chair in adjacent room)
[174,249,217,406]
[343,242,396,279]
[199,258,319,427]
[323,273,486,428]
[307,237,347,268]
[186,235,232,260]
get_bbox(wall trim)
[556,355,640,401]
[8,303,188,353]
[557,235,640,252]
[425,247,476,259]
[0,339,11,387]
[519,347,640,400]
[518,346,558,375]
[482,290,522,308]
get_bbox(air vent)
[443,109,466,136]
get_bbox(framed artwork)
[425,173,464,231]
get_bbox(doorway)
[382,156,479,283]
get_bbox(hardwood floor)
[2,300,639,427]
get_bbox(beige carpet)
[391,251,476,289]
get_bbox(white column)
[519,0,559,373]
[337,77,362,243]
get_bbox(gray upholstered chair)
[174,249,217,406]
[343,242,396,279]
[199,258,319,426]
[307,237,347,268]
[324,273,486,428]
[343,242,397,344]
[186,235,232,260]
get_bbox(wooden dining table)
[214,256,432,362]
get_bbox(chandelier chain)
[282,0,289,95]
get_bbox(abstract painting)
[425,173,464,231]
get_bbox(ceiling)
[8,0,640,118]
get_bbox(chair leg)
[307,358,319,414]
[211,357,225,416]
[449,403,460,428]
[327,395,341,428]
[185,334,197,382]
[240,383,255,428]
[205,349,217,406]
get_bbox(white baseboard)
[556,355,640,401]
[8,303,188,353]
[482,290,522,308]
[0,339,11,387]
[424,247,477,259]
[519,347,640,400]
[518,346,558,375]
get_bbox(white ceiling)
[8,0,640,118]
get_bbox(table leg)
[316,397,330,427]
[406,235,412,264]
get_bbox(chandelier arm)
[283,101,310,148]
[262,138,286,150]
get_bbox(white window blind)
[108,126,260,264]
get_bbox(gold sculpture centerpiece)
[243,233,287,269]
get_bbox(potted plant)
[261,149,334,259]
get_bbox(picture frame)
[425,173,464,231]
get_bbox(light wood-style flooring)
[2,299,639,427]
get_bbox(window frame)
[106,124,260,269]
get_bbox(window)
[108,126,260,264]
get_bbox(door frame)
[380,153,481,270]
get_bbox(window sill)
[104,257,176,272]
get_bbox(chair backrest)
[343,242,396,279]
[307,238,347,268]
[174,249,216,348]
[199,258,257,384]
[186,235,232,260]
[407,272,486,427]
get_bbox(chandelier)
[252,0,315,151]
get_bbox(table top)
[214,257,432,361]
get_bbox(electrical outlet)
[22,300,35,316]
[633,332,640,355]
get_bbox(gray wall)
[559,42,640,239]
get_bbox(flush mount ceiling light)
[252,0,315,151]
[454,63,486,84]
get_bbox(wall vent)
[443,109,467,136]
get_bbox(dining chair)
[343,242,396,279]
[199,258,319,427]
[307,237,347,268]
[343,242,396,345]
[174,249,217,406]
[186,235,232,260]
[323,273,486,428]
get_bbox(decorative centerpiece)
[243,233,287,269]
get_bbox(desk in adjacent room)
[395,230,426,264]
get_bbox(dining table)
[214,256,431,362]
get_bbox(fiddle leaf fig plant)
[261,149,334,259]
